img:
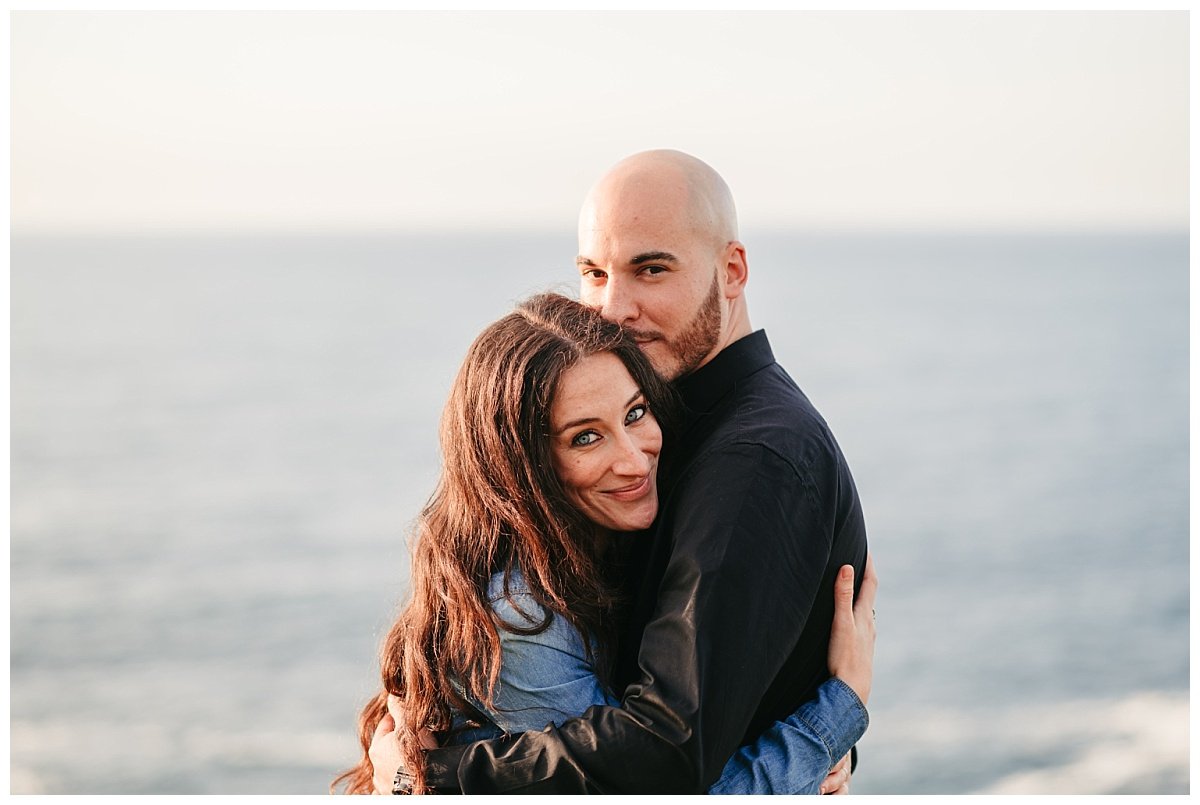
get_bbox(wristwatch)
[392,767,415,795]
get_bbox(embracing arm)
[709,678,866,795]
[420,444,863,793]
[711,558,877,794]
[443,560,876,795]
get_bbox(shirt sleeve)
[708,678,868,795]
[481,584,619,734]
[423,443,842,793]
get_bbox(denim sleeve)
[708,678,869,795]
[481,573,619,734]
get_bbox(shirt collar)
[673,329,775,413]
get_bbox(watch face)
[393,768,415,795]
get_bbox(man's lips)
[625,330,661,346]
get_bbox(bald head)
[575,149,752,380]
[579,150,738,249]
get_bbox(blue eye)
[571,431,601,447]
[625,404,647,425]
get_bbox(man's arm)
[416,559,874,794]
[422,443,854,793]
[712,556,877,795]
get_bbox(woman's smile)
[549,352,663,533]
[603,474,653,500]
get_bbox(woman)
[335,293,876,794]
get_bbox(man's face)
[577,199,725,381]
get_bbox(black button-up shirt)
[424,330,868,793]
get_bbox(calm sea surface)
[10,230,1189,794]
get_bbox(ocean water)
[9,230,1189,794]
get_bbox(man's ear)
[722,241,749,299]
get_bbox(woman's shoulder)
[486,568,550,630]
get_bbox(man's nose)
[599,277,637,325]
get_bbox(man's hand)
[819,751,852,794]
[368,695,438,794]
[369,710,403,794]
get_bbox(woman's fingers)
[835,552,879,626]
[833,564,855,624]
[386,693,437,749]
[374,712,395,739]
[854,552,878,622]
[819,752,852,794]
[417,727,439,750]
[827,554,876,705]
[386,693,404,724]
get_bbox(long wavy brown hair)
[333,292,676,794]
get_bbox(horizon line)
[9,223,1190,240]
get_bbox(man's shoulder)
[716,361,840,468]
[737,359,824,421]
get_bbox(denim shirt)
[446,570,868,795]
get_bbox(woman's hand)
[827,553,877,705]
[819,751,852,795]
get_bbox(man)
[375,150,869,793]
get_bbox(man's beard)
[638,272,722,381]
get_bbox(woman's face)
[549,352,662,533]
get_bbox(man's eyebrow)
[554,390,645,435]
[575,252,678,268]
[630,251,677,265]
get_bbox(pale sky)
[10,10,1190,233]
